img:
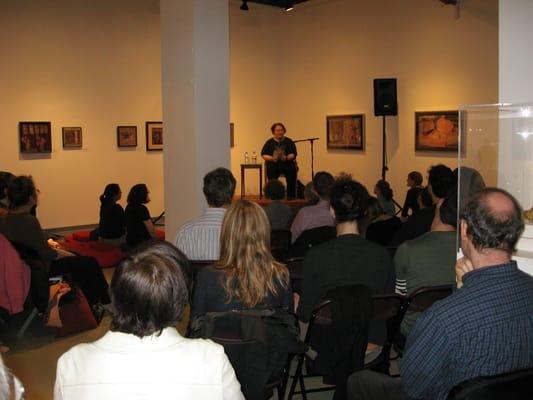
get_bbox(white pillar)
[160,0,230,242]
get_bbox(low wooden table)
[240,163,262,199]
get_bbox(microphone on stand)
[293,137,320,179]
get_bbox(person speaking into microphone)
[261,122,298,200]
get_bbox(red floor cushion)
[62,235,124,268]
[72,230,92,242]
[155,229,165,240]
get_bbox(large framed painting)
[146,121,163,151]
[117,126,137,148]
[415,110,459,152]
[326,114,364,150]
[19,121,52,153]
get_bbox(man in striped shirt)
[174,168,236,261]
[348,187,533,400]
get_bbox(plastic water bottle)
[251,152,257,164]
[244,152,250,164]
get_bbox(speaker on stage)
[374,78,397,116]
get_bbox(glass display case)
[458,103,533,276]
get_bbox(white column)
[160,0,230,242]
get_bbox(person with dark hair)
[365,197,402,246]
[0,176,110,316]
[290,171,335,243]
[401,171,423,218]
[98,183,125,246]
[393,188,458,341]
[125,183,155,247]
[54,243,243,399]
[297,179,394,323]
[175,167,236,260]
[348,187,533,400]
[263,179,293,230]
[0,171,14,215]
[391,164,454,246]
[261,122,298,199]
[374,179,395,216]
[417,186,433,209]
[303,181,319,205]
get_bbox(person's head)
[203,167,236,207]
[127,184,149,205]
[437,188,458,229]
[460,188,524,259]
[217,200,289,307]
[330,178,370,224]
[428,164,453,202]
[407,171,423,188]
[110,243,190,338]
[270,122,286,141]
[454,167,486,209]
[366,196,384,221]
[100,183,121,204]
[374,179,393,201]
[418,187,433,209]
[7,176,37,209]
[0,172,14,202]
[264,179,285,201]
[312,171,335,200]
[304,182,319,205]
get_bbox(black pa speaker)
[374,78,397,116]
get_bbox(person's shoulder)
[178,337,227,360]
[57,341,99,369]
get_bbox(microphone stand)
[293,137,319,179]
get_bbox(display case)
[458,103,533,276]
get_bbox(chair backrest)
[405,284,454,313]
[271,229,291,261]
[446,367,533,400]
[289,225,336,258]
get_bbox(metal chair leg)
[288,354,305,400]
[17,308,38,338]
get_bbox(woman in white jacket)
[54,241,244,400]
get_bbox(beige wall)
[0,0,163,229]
[230,0,498,203]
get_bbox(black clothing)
[190,266,293,319]
[401,187,421,218]
[125,203,151,246]
[297,234,395,323]
[366,217,402,246]
[390,206,435,247]
[99,202,125,239]
[348,371,412,400]
[262,137,298,198]
[289,225,337,258]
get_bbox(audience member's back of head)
[312,171,335,200]
[127,184,149,205]
[304,182,319,205]
[454,166,487,208]
[439,188,458,229]
[460,188,524,254]
[375,179,393,200]
[0,171,14,202]
[100,183,121,205]
[408,171,423,187]
[264,179,285,201]
[7,175,36,209]
[203,168,236,207]
[110,242,190,338]
[330,179,370,223]
[366,196,385,221]
[428,164,453,199]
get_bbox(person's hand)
[455,256,474,288]
[48,239,60,249]
[281,154,287,161]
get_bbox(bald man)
[348,188,533,400]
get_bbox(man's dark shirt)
[400,261,533,400]
[390,206,435,247]
[261,137,297,161]
[297,234,395,322]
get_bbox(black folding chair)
[284,256,304,294]
[271,229,292,261]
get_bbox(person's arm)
[401,191,411,218]
[261,140,274,162]
[143,219,156,238]
[23,217,58,262]
[220,351,245,400]
[394,243,409,295]
[285,140,297,161]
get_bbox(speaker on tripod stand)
[374,78,398,180]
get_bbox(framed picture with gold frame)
[146,121,163,151]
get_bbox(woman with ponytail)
[98,183,125,246]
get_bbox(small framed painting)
[117,126,137,148]
[415,111,459,152]
[326,114,364,150]
[19,121,52,154]
[146,121,163,151]
[62,127,82,149]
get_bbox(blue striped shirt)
[400,261,533,400]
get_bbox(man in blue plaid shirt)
[348,187,533,400]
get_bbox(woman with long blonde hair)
[191,200,292,317]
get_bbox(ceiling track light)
[240,1,249,11]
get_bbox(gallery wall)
[229,0,498,203]
[0,0,163,229]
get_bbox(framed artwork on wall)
[19,121,52,154]
[117,126,137,147]
[146,121,163,151]
[62,127,82,149]
[326,114,365,150]
[415,110,459,152]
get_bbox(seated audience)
[365,197,402,246]
[0,176,110,315]
[291,171,335,243]
[0,172,14,216]
[125,183,155,247]
[191,199,292,319]
[401,171,423,218]
[417,186,433,210]
[348,187,533,400]
[54,242,243,399]
[391,164,453,246]
[374,179,396,216]
[297,178,395,323]
[394,189,457,340]
[304,181,319,206]
[98,183,125,246]
[175,167,236,261]
[263,179,293,230]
